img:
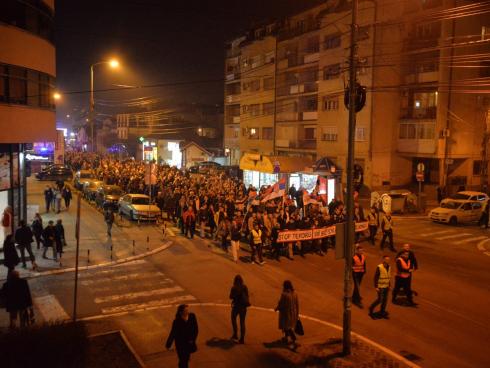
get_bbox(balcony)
[301,111,318,120]
[225,94,241,104]
[303,52,320,64]
[225,116,240,125]
[226,72,240,82]
[275,139,317,150]
[278,82,318,97]
[400,106,437,120]
[398,120,436,154]
[277,22,320,41]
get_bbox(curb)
[80,302,420,368]
[0,241,173,282]
[89,330,146,368]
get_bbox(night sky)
[55,0,321,126]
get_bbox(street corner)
[0,240,174,282]
[80,303,419,368]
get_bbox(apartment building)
[224,0,490,192]
[0,0,56,240]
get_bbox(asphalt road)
[23,180,490,368]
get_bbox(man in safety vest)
[250,223,265,265]
[368,255,391,319]
[392,251,416,306]
[367,207,378,245]
[352,244,366,308]
[380,212,396,252]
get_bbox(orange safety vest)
[397,258,411,278]
[352,254,365,273]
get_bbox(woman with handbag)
[166,304,198,368]
[229,274,250,344]
[275,280,300,349]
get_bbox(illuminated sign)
[25,154,50,161]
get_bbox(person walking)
[367,207,378,245]
[230,220,242,263]
[42,220,57,261]
[197,204,208,238]
[369,255,391,319]
[250,223,264,265]
[43,185,53,213]
[1,270,34,329]
[2,235,19,278]
[275,280,299,349]
[54,219,66,259]
[479,200,489,229]
[352,245,366,308]
[165,304,199,368]
[380,211,396,252]
[396,243,419,297]
[54,188,62,213]
[104,208,115,238]
[31,213,44,249]
[392,250,416,306]
[229,275,250,344]
[62,186,72,210]
[183,206,196,239]
[14,220,37,270]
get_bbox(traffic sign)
[416,171,424,182]
[417,162,425,172]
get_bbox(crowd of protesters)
[64,152,391,264]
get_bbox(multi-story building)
[224,0,490,194]
[0,0,56,240]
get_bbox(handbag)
[294,319,304,336]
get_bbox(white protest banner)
[277,222,368,243]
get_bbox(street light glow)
[109,59,120,68]
[53,92,61,100]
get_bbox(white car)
[429,200,483,225]
[118,194,161,221]
[441,191,488,205]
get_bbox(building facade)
[0,0,56,242]
[224,0,490,194]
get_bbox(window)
[250,104,260,117]
[242,105,249,114]
[9,66,27,104]
[0,0,55,43]
[355,127,366,141]
[265,51,275,64]
[263,102,274,115]
[263,77,274,90]
[324,33,341,49]
[473,160,482,176]
[323,63,341,80]
[243,79,260,92]
[321,126,338,141]
[251,55,262,68]
[249,128,260,139]
[304,127,316,140]
[357,26,370,41]
[27,70,40,106]
[399,122,435,139]
[262,127,273,140]
[306,36,320,53]
[233,128,239,138]
[323,96,339,111]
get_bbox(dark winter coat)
[165,313,199,354]
[2,238,19,269]
[276,290,299,331]
[229,285,250,309]
[1,277,32,312]
[42,226,56,247]
[15,226,34,246]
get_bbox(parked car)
[443,191,489,203]
[73,170,96,190]
[118,194,161,221]
[429,200,483,225]
[188,161,222,175]
[95,185,124,210]
[83,180,104,201]
[35,165,73,181]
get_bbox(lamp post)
[89,59,119,152]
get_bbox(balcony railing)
[400,106,437,119]
[277,22,320,41]
[275,139,317,150]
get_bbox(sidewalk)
[83,304,419,368]
[0,179,169,281]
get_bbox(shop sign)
[25,154,49,161]
[277,222,368,243]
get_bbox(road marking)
[459,236,488,244]
[94,286,185,304]
[436,233,471,240]
[101,294,196,314]
[33,294,70,321]
[81,272,170,285]
[89,279,175,294]
[420,230,454,237]
[476,238,490,256]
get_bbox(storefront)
[0,144,26,244]
[302,156,342,204]
[239,153,311,188]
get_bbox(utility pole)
[343,0,359,356]
[73,193,81,321]
[90,65,95,152]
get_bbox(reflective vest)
[377,264,390,288]
[382,215,393,231]
[352,254,366,273]
[367,213,377,226]
[397,258,411,278]
[251,229,262,245]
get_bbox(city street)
[9,180,489,368]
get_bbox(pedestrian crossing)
[396,219,489,246]
[80,259,196,316]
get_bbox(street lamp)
[89,58,120,152]
[53,92,61,101]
